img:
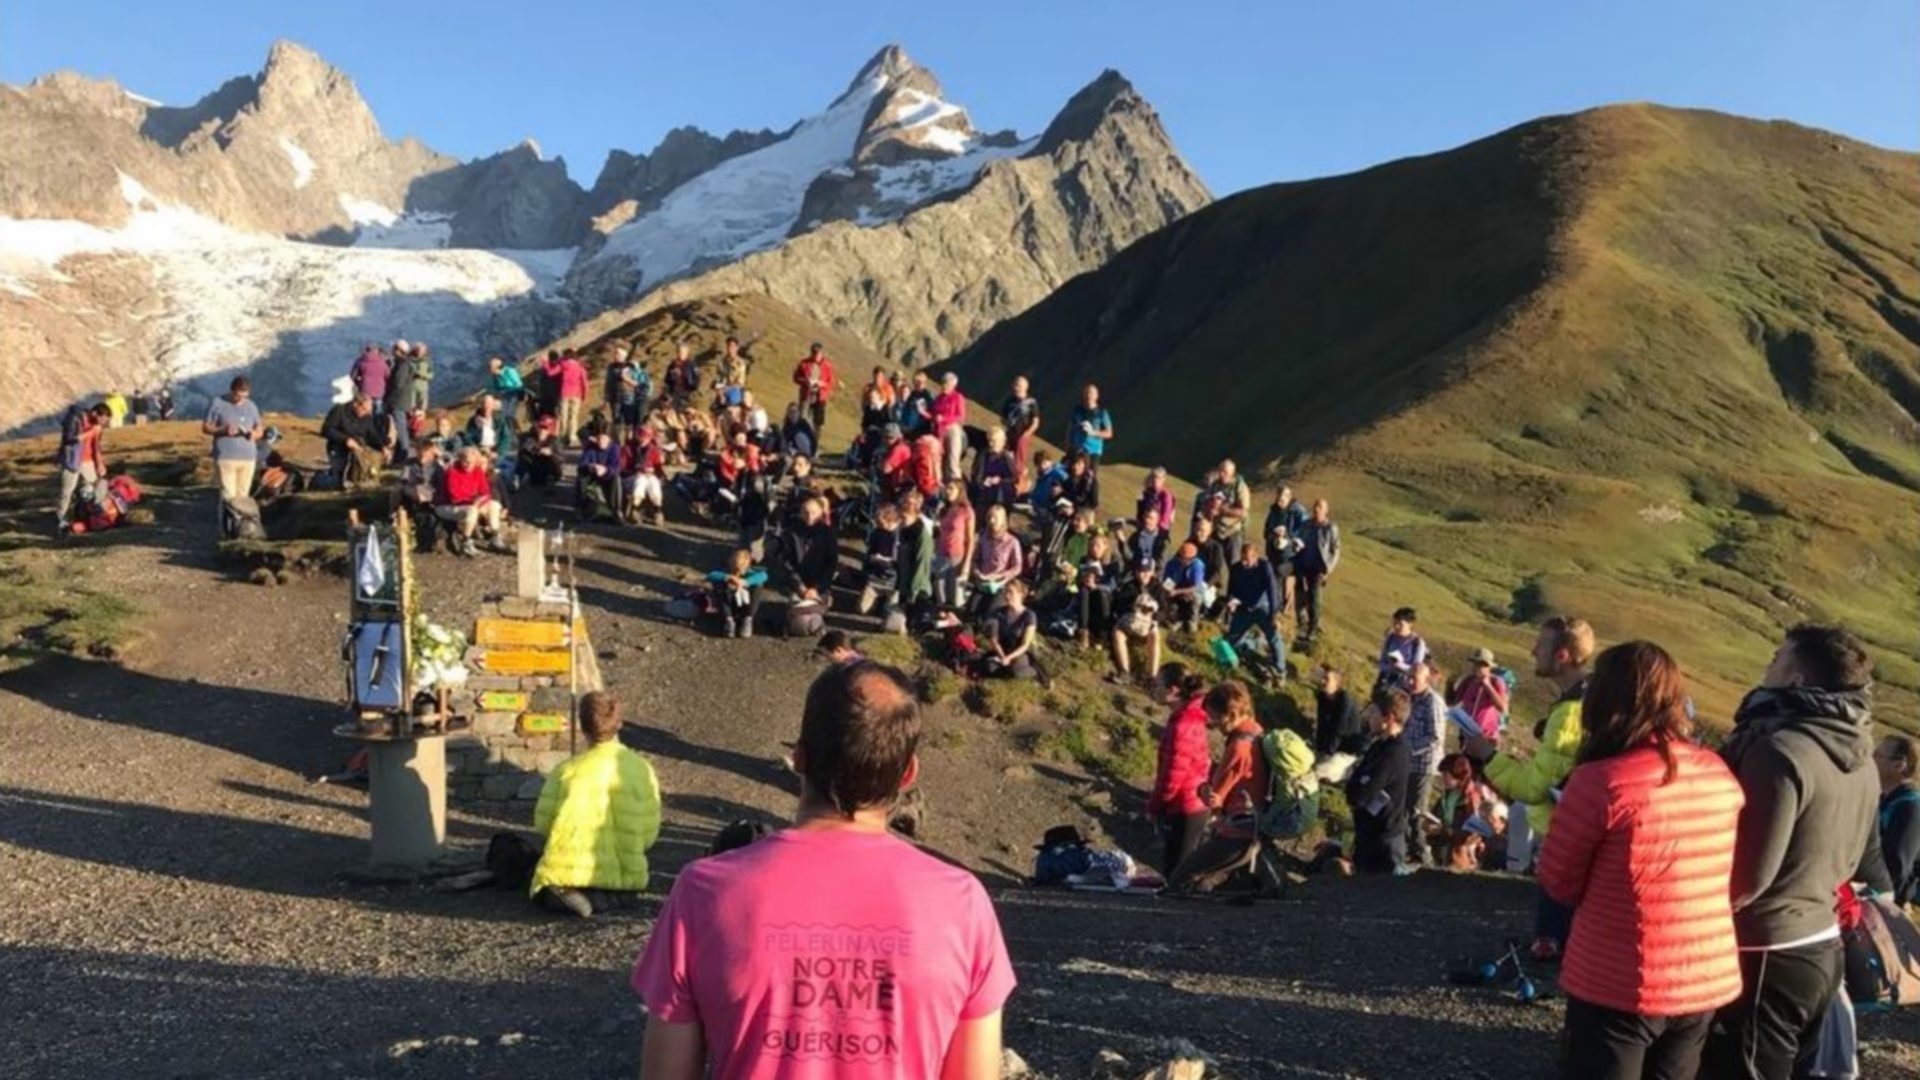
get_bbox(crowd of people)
[47,333,1918,1079]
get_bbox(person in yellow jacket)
[1464,615,1594,961]
[530,691,662,917]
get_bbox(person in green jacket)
[530,692,663,917]
[1464,615,1594,960]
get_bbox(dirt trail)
[3,470,1917,1080]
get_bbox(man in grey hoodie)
[1707,624,1878,1080]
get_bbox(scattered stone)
[515,775,545,800]
[387,1039,428,1059]
[1002,1047,1030,1077]
[497,1032,525,1047]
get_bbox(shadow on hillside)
[0,655,339,778]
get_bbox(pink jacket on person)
[931,390,967,436]
[1540,741,1744,1016]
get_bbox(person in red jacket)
[620,423,667,525]
[909,431,943,500]
[544,348,590,447]
[792,342,835,433]
[1145,665,1213,874]
[434,447,511,556]
[1539,641,1744,1080]
[1168,681,1272,893]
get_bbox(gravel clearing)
[4,475,1917,1079]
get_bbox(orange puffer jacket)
[1539,741,1745,1016]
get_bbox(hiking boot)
[723,617,738,639]
[457,537,478,558]
[545,887,593,918]
[1075,630,1090,649]
[738,620,753,639]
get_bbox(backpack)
[221,495,267,541]
[1846,894,1920,1007]
[106,474,143,512]
[1256,728,1320,839]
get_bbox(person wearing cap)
[792,342,836,433]
[517,414,563,489]
[1109,556,1164,683]
[1448,647,1510,741]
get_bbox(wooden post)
[515,523,546,599]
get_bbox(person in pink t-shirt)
[633,662,1015,1079]
[930,372,968,484]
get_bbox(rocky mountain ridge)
[0,41,1208,430]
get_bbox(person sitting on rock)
[530,692,662,918]
[576,428,623,523]
[320,393,391,488]
[620,423,667,525]
[434,447,511,556]
[517,415,563,490]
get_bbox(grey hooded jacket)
[1721,686,1878,947]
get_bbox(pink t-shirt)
[633,827,1016,1078]
[931,391,966,435]
[936,505,975,562]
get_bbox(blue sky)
[4,0,1914,195]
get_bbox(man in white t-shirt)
[633,662,1015,1078]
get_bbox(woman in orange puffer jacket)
[1539,641,1744,1080]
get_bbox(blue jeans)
[1226,606,1285,671]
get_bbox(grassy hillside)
[943,105,1920,730]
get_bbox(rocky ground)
[3,450,1916,1080]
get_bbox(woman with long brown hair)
[1539,641,1744,1079]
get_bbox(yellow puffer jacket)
[529,741,662,896]
[1485,695,1584,839]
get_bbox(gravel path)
[4,476,1916,1079]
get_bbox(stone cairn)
[446,593,604,809]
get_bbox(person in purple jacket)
[350,345,392,411]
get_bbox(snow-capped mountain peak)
[574,45,1030,305]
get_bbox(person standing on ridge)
[350,345,391,412]
[931,371,968,484]
[202,375,262,515]
[632,662,1014,1078]
[545,348,589,447]
[1464,616,1596,961]
[1001,374,1041,496]
[1291,499,1340,645]
[1067,383,1114,471]
[1705,624,1880,1080]
[793,342,836,434]
[53,401,110,534]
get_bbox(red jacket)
[1147,697,1211,818]
[910,435,942,496]
[1540,742,1744,1016]
[793,355,835,404]
[879,440,913,496]
[437,463,493,506]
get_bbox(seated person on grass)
[530,691,662,918]
[980,579,1038,680]
[434,447,511,556]
[1109,557,1164,685]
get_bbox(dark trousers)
[1352,814,1406,874]
[1563,996,1711,1080]
[1158,811,1194,876]
[1168,830,1257,893]
[1538,887,1574,947]
[807,401,827,432]
[1705,939,1843,1080]
[1077,587,1115,636]
[1294,569,1324,637]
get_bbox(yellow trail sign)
[478,649,572,676]
[475,618,569,649]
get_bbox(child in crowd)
[859,501,902,617]
[1376,607,1429,690]
[1425,753,1486,870]
[707,546,768,639]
